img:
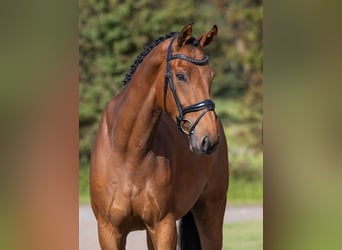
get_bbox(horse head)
[158,23,219,155]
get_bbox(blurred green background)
[79,0,263,206]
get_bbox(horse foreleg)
[146,213,177,250]
[192,197,227,250]
[146,230,155,250]
[97,217,127,250]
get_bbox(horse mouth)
[206,141,219,154]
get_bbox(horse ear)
[198,25,218,48]
[177,23,193,48]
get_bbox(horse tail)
[179,211,201,250]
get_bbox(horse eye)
[176,73,186,82]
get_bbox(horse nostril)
[201,136,210,153]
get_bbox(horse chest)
[107,154,173,224]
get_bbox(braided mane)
[123,32,177,85]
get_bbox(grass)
[228,178,263,205]
[215,97,263,205]
[223,220,263,250]
[79,164,90,204]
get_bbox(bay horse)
[90,23,229,250]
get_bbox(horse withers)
[90,23,229,250]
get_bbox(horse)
[90,23,229,250]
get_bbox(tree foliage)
[79,0,263,165]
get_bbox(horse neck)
[110,47,166,158]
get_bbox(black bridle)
[163,35,216,135]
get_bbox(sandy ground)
[79,205,262,250]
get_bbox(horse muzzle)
[190,133,219,155]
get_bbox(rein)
[163,35,216,135]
